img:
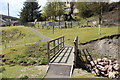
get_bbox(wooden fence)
[74,36,79,66]
[47,36,64,63]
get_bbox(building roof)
[0,14,18,21]
[0,14,19,26]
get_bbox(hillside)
[102,9,120,26]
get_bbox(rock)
[97,58,102,62]
[90,61,95,67]
[108,71,116,79]
[93,68,100,76]
[113,63,120,71]
[108,60,112,65]
[102,58,109,62]
[107,65,113,72]
[88,58,119,79]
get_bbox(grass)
[1,26,42,49]
[2,44,29,59]
[71,77,115,80]
[2,42,48,65]
[0,65,46,78]
[34,26,119,45]
[71,69,117,80]
[1,26,119,79]
[71,68,105,79]
[1,26,48,78]
[1,26,48,64]
[71,76,117,80]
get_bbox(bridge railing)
[74,36,78,66]
[47,36,65,63]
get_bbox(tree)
[89,2,109,25]
[41,12,47,21]
[43,2,64,21]
[75,2,93,21]
[19,0,41,23]
[75,2,110,25]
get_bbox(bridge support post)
[47,42,50,64]
[74,36,78,67]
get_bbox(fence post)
[57,39,59,50]
[71,21,72,28]
[47,42,50,64]
[53,40,55,54]
[47,36,64,64]
[63,36,64,47]
[74,36,78,66]
[52,26,54,34]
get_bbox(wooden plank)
[63,36,64,47]
[49,47,64,61]
[47,42,50,63]
[53,40,55,54]
[50,47,66,63]
[65,47,73,63]
[49,36,64,42]
[58,47,69,63]
[74,36,78,66]
[57,39,59,50]
[47,36,65,63]
[49,42,63,52]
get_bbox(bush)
[0,67,5,73]
[1,78,8,80]
[27,59,35,65]
[39,58,48,65]
[20,75,29,79]
[9,64,15,67]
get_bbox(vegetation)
[34,26,119,46]
[74,2,119,24]
[2,42,48,65]
[1,1,120,79]
[1,26,48,78]
[19,0,42,23]
[1,65,46,78]
[0,67,5,73]
[41,2,120,22]
[1,26,42,48]
[43,2,64,21]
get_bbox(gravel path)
[1,26,52,49]
[21,26,52,42]
[21,26,71,47]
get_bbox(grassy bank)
[1,26,42,49]
[34,26,119,45]
[2,42,48,65]
[1,65,48,78]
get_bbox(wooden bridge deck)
[45,46,74,78]
[50,46,74,65]
[45,36,77,78]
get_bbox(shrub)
[9,64,15,67]
[0,67,5,73]
[39,58,48,65]
[27,59,35,65]
[20,75,29,79]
